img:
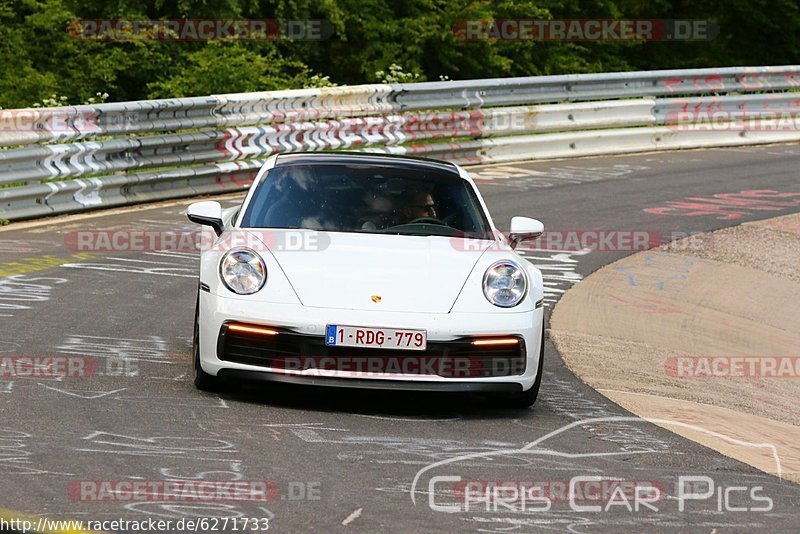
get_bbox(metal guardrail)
[1,65,799,221]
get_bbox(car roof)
[274,152,460,175]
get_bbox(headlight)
[483,260,527,308]
[219,248,267,295]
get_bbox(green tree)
[147,41,316,97]
[1,0,799,110]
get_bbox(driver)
[402,189,438,222]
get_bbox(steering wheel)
[407,217,446,225]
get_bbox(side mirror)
[508,217,544,249]
[187,201,224,236]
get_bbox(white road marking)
[353,414,462,422]
[38,384,127,399]
[342,508,363,526]
[143,251,198,259]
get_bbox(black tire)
[500,321,545,409]
[193,292,222,392]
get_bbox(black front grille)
[218,324,526,378]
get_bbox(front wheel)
[499,321,545,409]
[193,293,222,392]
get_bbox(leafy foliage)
[0,0,798,108]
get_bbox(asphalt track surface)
[1,144,800,533]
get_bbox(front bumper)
[199,293,544,391]
[217,370,524,393]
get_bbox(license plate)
[325,325,427,351]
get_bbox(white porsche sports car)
[187,153,546,407]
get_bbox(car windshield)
[240,162,492,238]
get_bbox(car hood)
[267,232,494,313]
